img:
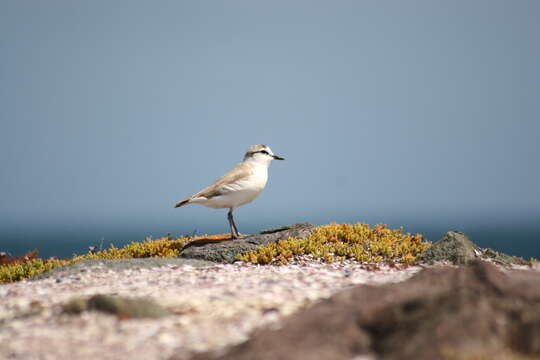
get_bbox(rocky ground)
[1,224,538,360]
[0,259,419,360]
[198,260,540,360]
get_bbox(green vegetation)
[0,256,69,283]
[237,223,430,265]
[73,235,194,260]
[1,224,430,284]
[0,234,221,284]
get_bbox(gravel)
[0,259,421,360]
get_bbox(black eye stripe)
[259,150,269,155]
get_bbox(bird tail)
[173,198,191,208]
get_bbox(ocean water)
[1,223,539,260]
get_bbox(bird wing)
[191,162,254,200]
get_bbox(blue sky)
[1,1,539,257]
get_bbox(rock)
[419,231,531,266]
[63,294,170,318]
[191,261,540,360]
[419,231,478,264]
[481,247,531,266]
[33,258,214,280]
[179,223,314,263]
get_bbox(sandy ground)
[0,260,421,360]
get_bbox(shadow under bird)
[173,145,285,239]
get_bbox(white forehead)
[246,144,273,154]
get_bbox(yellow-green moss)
[236,223,430,265]
[72,235,194,261]
[0,258,69,283]
[0,234,211,284]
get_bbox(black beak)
[273,155,285,160]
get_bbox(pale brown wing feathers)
[193,162,253,198]
[173,162,253,208]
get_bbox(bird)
[173,144,285,239]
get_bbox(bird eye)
[260,150,269,155]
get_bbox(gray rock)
[32,258,214,280]
[480,247,531,266]
[419,231,478,264]
[63,294,170,318]
[179,223,314,263]
[419,231,531,266]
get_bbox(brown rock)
[190,261,540,360]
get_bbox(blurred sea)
[1,222,539,260]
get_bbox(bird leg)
[231,212,240,238]
[227,208,240,239]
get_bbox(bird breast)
[224,166,268,197]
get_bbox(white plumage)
[173,145,284,238]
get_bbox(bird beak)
[273,155,285,160]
